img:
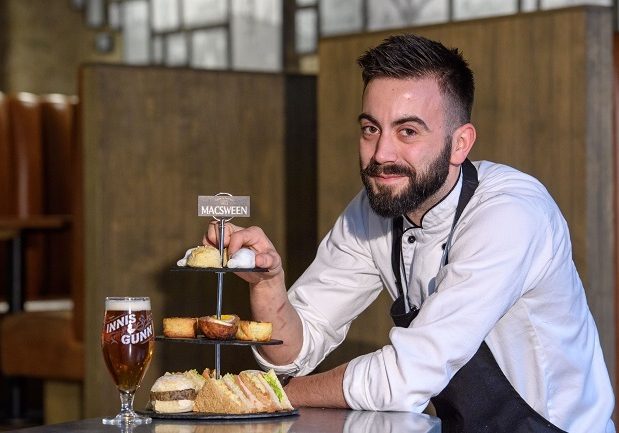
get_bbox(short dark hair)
[357,34,475,130]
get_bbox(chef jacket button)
[408,235,416,243]
[441,243,446,250]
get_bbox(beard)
[360,139,452,218]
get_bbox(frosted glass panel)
[86,0,105,27]
[191,29,228,69]
[231,0,282,71]
[540,0,610,7]
[108,2,121,30]
[232,0,281,24]
[122,1,150,64]
[152,0,179,31]
[520,0,539,11]
[183,0,228,27]
[367,0,448,31]
[165,33,187,66]
[454,0,517,20]
[321,0,363,36]
[296,8,317,54]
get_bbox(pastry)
[163,317,197,338]
[198,314,240,340]
[187,245,228,268]
[235,320,272,342]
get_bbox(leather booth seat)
[0,92,83,423]
[1,311,83,381]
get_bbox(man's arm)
[249,274,304,365]
[284,363,349,408]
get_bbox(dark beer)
[101,298,154,393]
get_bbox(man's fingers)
[204,223,281,272]
[254,250,281,271]
[227,226,274,255]
[205,221,240,247]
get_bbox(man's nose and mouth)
[363,162,413,186]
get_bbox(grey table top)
[11,408,440,433]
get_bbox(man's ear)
[450,123,476,165]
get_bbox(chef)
[206,34,615,432]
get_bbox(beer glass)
[101,297,155,425]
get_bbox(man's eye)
[401,128,416,137]
[361,125,379,134]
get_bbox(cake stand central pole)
[214,218,228,379]
[216,219,225,319]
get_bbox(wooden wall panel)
[80,66,316,417]
[0,0,121,94]
[613,31,619,409]
[317,6,615,383]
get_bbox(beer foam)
[106,298,151,311]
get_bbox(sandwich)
[238,370,293,412]
[183,369,207,390]
[193,369,293,414]
[150,373,199,413]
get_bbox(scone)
[163,317,198,338]
[187,245,228,268]
[235,320,272,342]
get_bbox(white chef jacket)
[254,161,615,433]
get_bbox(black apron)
[390,159,566,433]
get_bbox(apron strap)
[391,215,405,299]
[442,158,479,265]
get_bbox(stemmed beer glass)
[101,297,155,425]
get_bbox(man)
[207,34,614,432]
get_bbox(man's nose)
[373,134,398,164]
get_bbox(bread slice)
[221,373,267,413]
[152,399,194,413]
[193,377,247,414]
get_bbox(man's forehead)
[365,74,439,88]
[363,76,441,98]
[361,77,444,120]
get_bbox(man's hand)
[285,363,349,409]
[204,221,303,365]
[204,221,283,286]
